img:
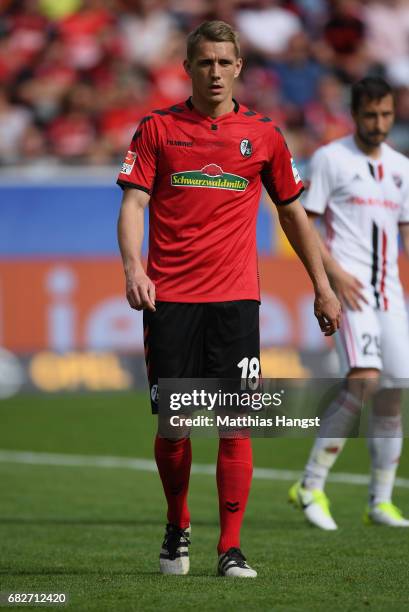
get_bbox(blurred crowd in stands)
[0,0,408,167]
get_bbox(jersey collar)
[351,134,385,162]
[185,97,240,121]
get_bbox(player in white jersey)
[289,77,409,529]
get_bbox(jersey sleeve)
[261,127,304,206]
[398,164,409,224]
[116,116,159,194]
[303,147,334,215]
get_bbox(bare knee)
[346,368,380,403]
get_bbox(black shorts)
[143,300,260,413]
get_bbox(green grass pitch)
[1,392,409,611]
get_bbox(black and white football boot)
[159,523,191,575]
[217,547,257,578]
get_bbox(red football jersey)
[117,98,304,302]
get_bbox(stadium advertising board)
[1,257,408,394]
[0,256,377,354]
[1,256,409,355]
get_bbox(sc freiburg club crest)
[240,139,252,158]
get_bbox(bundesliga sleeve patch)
[121,151,137,175]
[291,158,301,184]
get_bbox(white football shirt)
[304,135,409,311]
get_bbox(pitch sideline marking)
[0,450,409,489]
[0,449,408,489]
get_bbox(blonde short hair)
[186,20,240,61]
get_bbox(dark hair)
[351,77,393,113]
[186,21,240,61]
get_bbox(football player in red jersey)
[117,20,341,577]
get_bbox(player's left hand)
[314,287,342,336]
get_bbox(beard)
[357,127,388,147]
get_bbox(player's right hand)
[126,272,156,311]
[331,269,368,311]
[314,286,341,336]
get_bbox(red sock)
[154,435,191,529]
[216,437,253,554]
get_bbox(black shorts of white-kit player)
[143,300,260,413]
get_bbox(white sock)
[302,390,361,490]
[303,437,347,490]
[367,414,402,505]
